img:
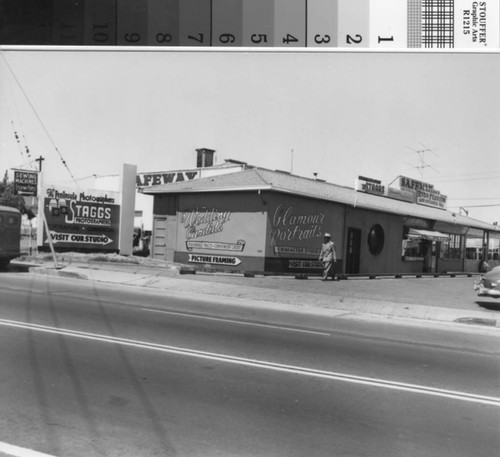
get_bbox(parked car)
[474,265,500,298]
[0,205,21,270]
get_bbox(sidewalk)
[15,254,500,331]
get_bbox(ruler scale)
[212,0,243,47]
[84,0,117,46]
[147,0,180,46]
[1,0,498,49]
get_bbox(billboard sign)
[398,176,447,209]
[356,176,385,196]
[136,163,247,188]
[40,186,120,251]
[13,169,38,196]
[136,170,199,187]
[386,186,416,203]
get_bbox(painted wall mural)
[266,194,344,271]
[176,193,267,269]
[181,207,232,240]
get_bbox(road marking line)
[141,308,331,336]
[0,441,57,457]
[1,318,499,407]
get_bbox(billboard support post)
[119,164,137,256]
[41,209,59,268]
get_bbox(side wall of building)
[344,207,424,275]
[154,191,267,271]
[151,190,486,275]
[263,192,345,274]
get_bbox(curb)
[28,266,89,281]
[26,264,500,332]
[179,266,479,280]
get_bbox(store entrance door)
[423,240,440,273]
[346,228,361,274]
[152,216,167,260]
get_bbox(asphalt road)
[0,272,499,457]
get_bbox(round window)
[368,224,385,255]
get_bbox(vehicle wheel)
[0,259,10,271]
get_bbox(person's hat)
[324,233,331,237]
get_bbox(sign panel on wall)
[188,254,242,266]
[266,196,344,271]
[386,186,416,203]
[176,193,267,269]
[398,176,447,209]
[136,170,199,187]
[356,176,385,196]
[180,206,244,266]
[13,170,38,196]
[39,186,120,251]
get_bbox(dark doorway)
[346,228,361,274]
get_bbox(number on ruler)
[251,34,268,44]
[156,33,172,43]
[282,34,298,44]
[346,34,362,44]
[314,34,330,44]
[125,33,141,43]
[378,36,394,43]
[219,33,235,44]
[92,24,109,43]
[188,33,204,44]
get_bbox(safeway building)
[141,160,500,276]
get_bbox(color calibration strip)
[1,0,499,49]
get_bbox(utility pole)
[33,154,58,267]
[35,155,44,172]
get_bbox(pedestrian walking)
[319,232,337,281]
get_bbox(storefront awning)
[408,229,450,242]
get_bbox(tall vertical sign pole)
[119,163,137,256]
[36,160,44,253]
[28,203,33,255]
[33,156,45,256]
[36,157,59,268]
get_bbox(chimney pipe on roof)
[196,148,215,168]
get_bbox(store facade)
[143,168,500,275]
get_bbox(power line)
[449,204,500,208]
[1,52,79,186]
[431,169,500,182]
[433,175,500,183]
[448,197,500,201]
[438,170,500,176]
[9,76,33,162]
[2,82,29,162]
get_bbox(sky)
[1,48,499,224]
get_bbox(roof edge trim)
[142,185,273,194]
